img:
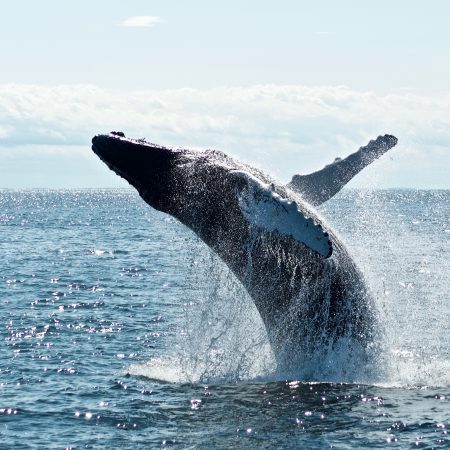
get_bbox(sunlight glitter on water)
[0,189,448,449]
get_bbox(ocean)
[0,189,448,449]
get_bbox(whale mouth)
[92,132,179,179]
[92,131,123,156]
[92,131,162,161]
[92,132,134,181]
[91,132,184,207]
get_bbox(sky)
[0,0,449,188]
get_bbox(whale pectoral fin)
[232,170,332,258]
[287,134,398,206]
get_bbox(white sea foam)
[127,357,189,383]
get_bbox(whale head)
[92,132,184,212]
[92,131,250,222]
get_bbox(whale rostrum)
[92,132,397,372]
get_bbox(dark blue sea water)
[0,189,448,449]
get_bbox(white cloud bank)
[121,16,161,27]
[0,83,449,187]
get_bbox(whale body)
[92,132,397,372]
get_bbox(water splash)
[180,247,276,383]
[130,189,449,387]
[322,189,450,388]
[130,237,383,384]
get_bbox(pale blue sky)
[0,0,449,188]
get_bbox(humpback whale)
[92,132,397,372]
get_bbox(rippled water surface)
[0,189,448,449]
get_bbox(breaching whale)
[92,132,397,372]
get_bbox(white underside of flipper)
[232,170,332,258]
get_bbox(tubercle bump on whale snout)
[92,131,126,146]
